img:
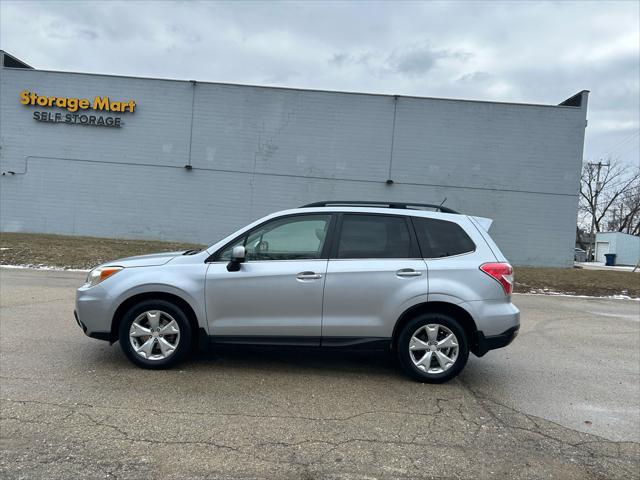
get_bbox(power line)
[611,141,640,160]
[598,132,637,157]
[593,131,640,159]
[593,191,640,207]
[601,175,640,191]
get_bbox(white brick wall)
[0,67,588,266]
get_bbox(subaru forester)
[75,201,519,383]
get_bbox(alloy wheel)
[129,310,181,361]
[408,323,459,374]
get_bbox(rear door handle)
[396,268,422,277]
[297,271,322,280]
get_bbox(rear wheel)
[118,299,192,369]
[397,313,469,383]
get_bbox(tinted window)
[412,217,475,258]
[218,215,331,261]
[337,215,411,259]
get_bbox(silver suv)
[75,201,519,383]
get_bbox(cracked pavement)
[1,268,638,479]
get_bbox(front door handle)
[297,271,322,280]
[396,268,422,278]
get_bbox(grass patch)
[0,232,204,270]
[514,267,639,298]
[1,232,637,297]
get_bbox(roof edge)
[559,90,590,107]
[0,50,34,69]
[2,60,587,110]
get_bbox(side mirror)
[232,246,246,261]
[227,246,246,272]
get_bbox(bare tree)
[606,188,640,235]
[579,159,640,255]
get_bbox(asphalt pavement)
[1,268,638,479]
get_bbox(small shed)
[594,232,640,266]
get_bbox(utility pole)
[587,160,609,261]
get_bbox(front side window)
[412,217,475,258]
[337,214,411,259]
[218,215,331,261]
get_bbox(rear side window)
[337,214,411,259]
[412,217,475,258]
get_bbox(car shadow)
[83,340,499,385]
[190,345,401,378]
[82,341,406,380]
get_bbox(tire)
[397,313,469,383]
[118,299,192,369]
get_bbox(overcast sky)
[1,0,638,166]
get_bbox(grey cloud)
[330,43,470,78]
[457,71,490,83]
[44,20,98,40]
[387,45,440,76]
[329,52,372,67]
[330,53,350,67]
[166,24,202,44]
[385,43,472,77]
[263,70,299,84]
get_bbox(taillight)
[480,263,513,295]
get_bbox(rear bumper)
[473,325,519,357]
[460,298,520,357]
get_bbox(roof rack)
[299,201,460,214]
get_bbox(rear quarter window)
[412,217,475,258]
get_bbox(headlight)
[84,266,123,288]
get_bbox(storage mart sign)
[19,90,136,128]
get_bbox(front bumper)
[473,325,519,357]
[75,285,114,341]
[74,310,111,341]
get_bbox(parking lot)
[1,268,638,479]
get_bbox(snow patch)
[515,291,639,301]
[0,264,90,273]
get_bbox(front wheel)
[397,313,469,383]
[118,299,192,369]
